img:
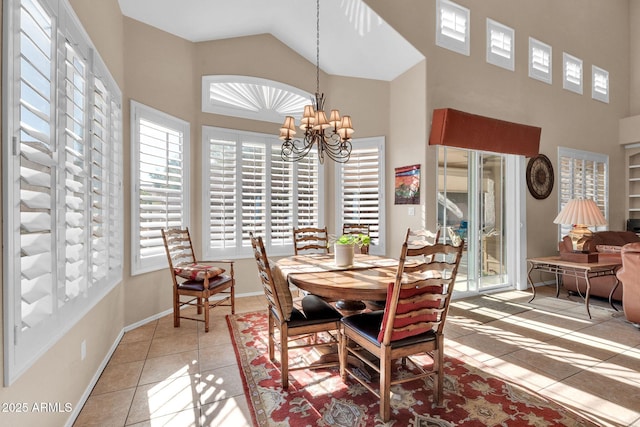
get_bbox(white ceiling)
[117,0,424,81]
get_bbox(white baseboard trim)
[66,290,262,426]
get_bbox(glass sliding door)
[437,147,510,295]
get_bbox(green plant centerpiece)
[330,233,371,267]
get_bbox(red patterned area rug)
[227,311,595,427]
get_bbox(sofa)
[616,243,640,325]
[558,231,640,301]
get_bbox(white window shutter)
[296,152,321,229]
[206,136,238,252]
[336,138,386,254]
[241,142,267,247]
[270,146,294,247]
[131,102,189,275]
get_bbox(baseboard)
[66,290,262,426]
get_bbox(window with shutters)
[557,147,608,238]
[592,65,610,104]
[202,126,324,258]
[563,52,583,95]
[528,37,552,84]
[131,102,190,275]
[486,19,514,71]
[335,137,386,255]
[3,0,123,384]
[436,0,470,56]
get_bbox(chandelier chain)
[316,0,320,95]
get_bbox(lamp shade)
[553,198,607,226]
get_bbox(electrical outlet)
[81,340,86,361]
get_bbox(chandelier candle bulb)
[279,0,354,164]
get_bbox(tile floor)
[73,286,640,426]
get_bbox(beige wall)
[0,1,636,425]
[368,0,630,259]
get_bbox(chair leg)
[380,347,392,422]
[203,297,210,333]
[197,297,203,315]
[280,323,289,389]
[231,285,236,315]
[268,311,275,362]
[174,293,180,328]
[339,331,348,381]
[434,335,444,405]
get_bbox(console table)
[527,256,621,319]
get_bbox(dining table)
[274,253,400,311]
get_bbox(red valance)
[429,108,541,157]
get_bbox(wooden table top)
[275,254,399,301]
[527,256,620,270]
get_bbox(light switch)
[408,207,415,216]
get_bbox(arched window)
[202,75,312,123]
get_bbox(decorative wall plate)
[526,154,554,199]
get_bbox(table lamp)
[553,198,607,252]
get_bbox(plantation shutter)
[558,148,608,237]
[202,127,323,258]
[17,0,56,331]
[130,102,189,274]
[109,99,123,277]
[6,0,123,384]
[62,39,88,301]
[241,142,267,247]
[91,77,109,285]
[271,146,294,246]
[339,145,382,247]
[296,152,320,228]
[207,136,237,251]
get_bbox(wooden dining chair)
[342,223,370,254]
[250,232,342,389]
[339,228,463,421]
[293,226,329,255]
[161,228,235,332]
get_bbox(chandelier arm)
[278,0,353,164]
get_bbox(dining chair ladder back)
[161,228,235,333]
[342,223,371,254]
[250,232,342,389]
[339,228,463,421]
[293,226,329,255]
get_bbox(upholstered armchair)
[616,242,640,327]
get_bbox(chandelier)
[279,0,354,164]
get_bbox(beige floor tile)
[126,375,200,425]
[109,339,152,365]
[121,322,157,344]
[148,333,198,359]
[126,408,200,427]
[197,365,245,406]
[198,344,238,373]
[73,388,135,426]
[542,374,640,427]
[197,321,232,349]
[139,350,199,385]
[200,395,253,427]
[72,289,640,427]
[92,360,144,395]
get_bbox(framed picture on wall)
[395,164,421,205]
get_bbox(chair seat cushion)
[286,295,342,328]
[342,310,437,348]
[174,263,225,281]
[177,273,232,291]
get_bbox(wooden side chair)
[293,226,329,255]
[342,223,370,254]
[161,228,235,332]
[250,232,342,389]
[339,228,463,421]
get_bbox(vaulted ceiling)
[118,0,424,81]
